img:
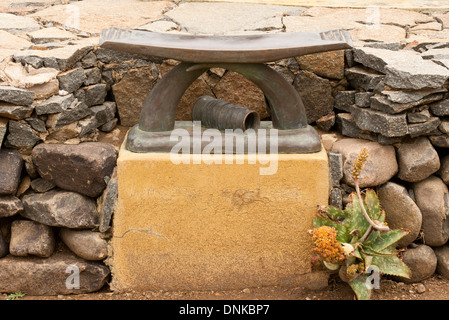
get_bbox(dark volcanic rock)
[32,142,117,197]
[0,148,23,195]
[21,190,99,228]
[0,251,110,295]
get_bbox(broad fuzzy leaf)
[365,189,385,223]
[371,255,411,278]
[349,275,371,300]
[349,193,370,241]
[369,229,409,253]
[326,206,349,220]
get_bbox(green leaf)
[348,275,371,300]
[369,229,408,252]
[365,189,384,223]
[371,255,411,278]
[326,206,349,220]
[361,245,396,257]
[349,193,370,242]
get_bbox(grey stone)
[25,117,47,133]
[408,117,441,138]
[94,48,161,64]
[81,51,97,68]
[334,91,355,112]
[385,59,449,90]
[421,48,449,60]
[434,245,449,279]
[329,151,343,187]
[377,182,422,248]
[83,67,101,86]
[136,20,179,33]
[292,71,334,124]
[32,142,117,198]
[77,116,99,138]
[35,94,75,115]
[413,176,449,246]
[315,112,335,131]
[9,220,55,258]
[59,228,108,261]
[0,118,7,148]
[330,188,343,209]
[6,121,40,148]
[351,105,408,137]
[331,138,398,188]
[0,232,7,258]
[165,2,297,35]
[0,104,34,120]
[430,99,449,116]
[99,118,118,132]
[90,102,116,126]
[397,244,437,283]
[438,155,449,184]
[0,251,109,295]
[30,178,55,193]
[21,190,99,228]
[57,68,86,94]
[0,86,35,105]
[353,47,449,90]
[429,134,449,148]
[46,100,91,130]
[370,94,415,114]
[397,137,440,182]
[407,107,431,123]
[355,92,374,108]
[377,134,402,145]
[0,13,40,34]
[382,88,446,104]
[439,120,449,134]
[13,45,93,71]
[345,66,384,91]
[335,113,361,138]
[0,148,23,195]
[371,93,443,115]
[364,42,403,51]
[79,83,107,107]
[0,195,23,218]
[97,168,117,233]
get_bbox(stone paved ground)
[1,0,449,64]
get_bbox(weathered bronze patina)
[99,28,352,154]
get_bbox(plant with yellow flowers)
[309,147,411,300]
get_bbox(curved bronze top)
[99,27,353,63]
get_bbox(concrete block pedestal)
[109,140,330,292]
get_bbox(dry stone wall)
[2,1,449,295]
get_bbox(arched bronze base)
[127,62,320,154]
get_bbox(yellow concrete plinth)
[110,142,330,292]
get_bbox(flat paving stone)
[0,12,40,34]
[181,0,449,9]
[165,2,301,34]
[29,0,174,34]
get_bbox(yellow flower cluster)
[346,264,359,277]
[310,226,346,264]
[352,147,369,180]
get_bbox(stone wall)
[326,45,449,284]
[3,8,449,293]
